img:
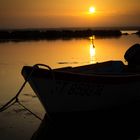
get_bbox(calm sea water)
[0,33,140,139]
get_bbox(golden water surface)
[0,33,140,139]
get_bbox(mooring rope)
[0,64,54,121]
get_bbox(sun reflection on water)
[89,36,96,63]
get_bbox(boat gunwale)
[22,65,140,85]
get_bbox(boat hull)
[22,63,140,113]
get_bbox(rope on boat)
[0,64,54,121]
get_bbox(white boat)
[22,44,140,114]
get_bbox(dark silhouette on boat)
[136,30,140,36]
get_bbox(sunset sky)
[0,0,140,29]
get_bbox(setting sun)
[89,6,96,14]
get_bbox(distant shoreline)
[1,26,140,31]
[0,29,139,42]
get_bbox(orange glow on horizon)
[0,0,139,29]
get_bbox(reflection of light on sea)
[89,35,96,63]
[90,44,96,63]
